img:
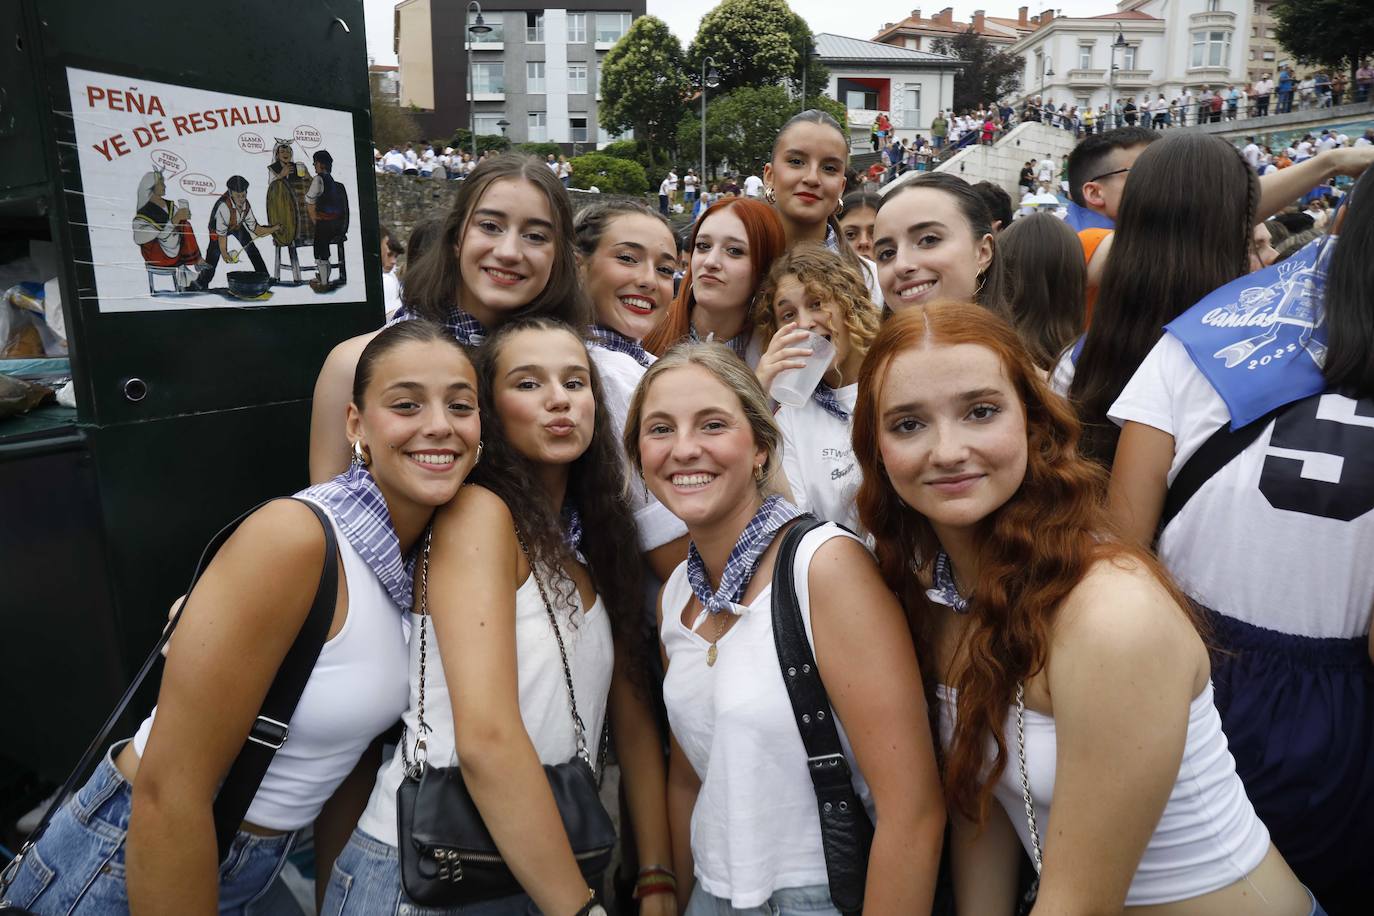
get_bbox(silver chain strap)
[1015,682,1044,875]
[401,526,593,777]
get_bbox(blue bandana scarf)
[390,303,487,346]
[925,551,970,614]
[589,325,653,368]
[300,463,414,611]
[823,223,840,253]
[563,506,583,558]
[689,323,751,360]
[1164,233,1336,429]
[812,382,850,423]
[686,495,803,616]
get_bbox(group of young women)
[5,109,1371,916]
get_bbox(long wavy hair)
[851,302,1198,823]
[753,243,880,369]
[999,213,1086,370]
[1068,133,1257,466]
[1323,167,1374,398]
[471,317,649,682]
[642,198,786,355]
[401,153,589,333]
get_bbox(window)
[1123,45,1137,69]
[1077,96,1091,111]
[526,11,544,42]
[596,12,632,44]
[1190,30,1231,67]
[474,113,505,135]
[1265,28,1276,38]
[570,116,589,142]
[844,89,878,110]
[528,111,547,142]
[904,88,920,128]
[1207,0,1221,11]
[1263,50,1276,60]
[527,61,546,93]
[568,12,587,42]
[472,62,504,94]
[1249,49,1257,61]
[468,11,504,43]
[906,37,920,49]
[569,64,588,94]
[1253,1,1263,14]
[1078,44,1093,69]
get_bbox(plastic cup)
[769,330,836,408]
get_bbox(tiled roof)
[1088,9,1161,19]
[815,32,961,63]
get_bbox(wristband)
[633,882,676,899]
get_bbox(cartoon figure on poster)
[69,67,363,312]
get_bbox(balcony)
[1190,10,1236,28]
[1113,69,1152,86]
[1068,68,1107,85]
[1186,65,1232,80]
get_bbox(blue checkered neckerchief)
[823,223,840,253]
[925,550,970,614]
[812,382,850,423]
[686,495,803,616]
[390,303,487,346]
[588,325,653,369]
[563,506,583,558]
[689,323,751,361]
[301,463,414,611]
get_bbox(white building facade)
[816,32,961,147]
[1008,0,1261,116]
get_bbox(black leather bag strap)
[1158,406,1280,532]
[770,515,870,914]
[211,498,336,859]
[0,497,335,889]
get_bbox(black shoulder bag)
[1158,405,1283,533]
[0,497,337,895]
[395,526,615,906]
[771,516,873,916]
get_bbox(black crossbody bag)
[0,498,337,896]
[771,516,873,915]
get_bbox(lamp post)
[1108,23,1128,130]
[699,56,719,186]
[1041,57,1054,123]
[466,1,492,161]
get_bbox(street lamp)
[467,1,492,161]
[1040,57,1054,121]
[700,56,719,189]
[497,118,510,138]
[1108,23,1128,129]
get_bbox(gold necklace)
[706,611,730,667]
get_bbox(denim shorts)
[684,883,837,916]
[0,742,301,915]
[321,828,537,916]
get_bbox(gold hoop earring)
[350,439,369,468]
[834,198,845,217]
[764,185,776,204]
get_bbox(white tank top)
[660,524,871,910]
[133,495,412,830]
[356,570,613,846]
[936,681,1270,905]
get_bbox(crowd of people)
[377,143,577,189]
[5,106,1374,916]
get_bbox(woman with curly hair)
[325,318,667,915]
[850,302,1317,914]
[752,244,880,530]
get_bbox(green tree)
[1272,0,1373,85]
[599,139,656,176]
[785,11,831,99]
[930,28,1022,113]
[675,85,848,181]
[598,16,691,170]
[369,82,421,151]
[569,153,649,195]
[687,0,798,95]
[448,129,510,155]
[515,141,563,158]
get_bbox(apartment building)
[873,6,1038,52]
[816,32,960,146]
[394,0,644,147]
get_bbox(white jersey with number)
[1109,334,1374,639]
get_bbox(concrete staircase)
[879,121,1080,200]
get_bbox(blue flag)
[1164,236,1333,429]
[1063,201,1114,232]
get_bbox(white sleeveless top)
[133,495,411,830]
[357,570,613,846]
[660,524,872,909]
[936,681,1270,905]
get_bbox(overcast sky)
[363,0,1115,66]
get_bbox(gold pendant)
[706,644,718,667]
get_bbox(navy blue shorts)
[1206,609,1374,915]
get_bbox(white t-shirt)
[1317,136,1338,152]
[1109,333,1374,639]
[382,270,402,319]
[1296,140,1314,160]
[1242,143,1261,169]
[587,346,688,551]
[659,175,674,196]
[744,175,764,197]
[660,523,872,908]
[1050,344,1076,396]
[558,161,572,179]
[684,174,697,192]
[1038,159,1055,182]
[777,384,862,531]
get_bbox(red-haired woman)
[642,198,785,367]
[849,302,1320,915]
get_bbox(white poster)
[67,67,365,313]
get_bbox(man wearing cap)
[193,175,275,291]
